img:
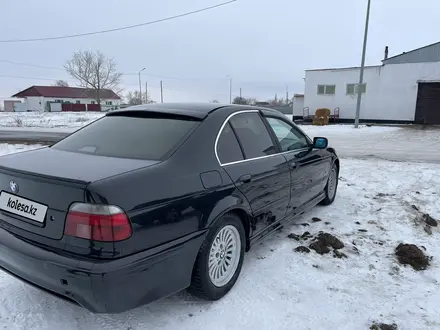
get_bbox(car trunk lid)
[0,147,158,241]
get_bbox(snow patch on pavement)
[0,143,439,329]
[300,125,440,164]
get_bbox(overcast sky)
[1,0,440,104]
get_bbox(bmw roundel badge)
[9,180,18,193]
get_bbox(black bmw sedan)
[0,103,339,313]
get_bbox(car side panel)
[221,155,291,236]
[283,149,332,209]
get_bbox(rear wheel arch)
[228,209,251,252]
[189,211,246,300]
[209,207,252,252]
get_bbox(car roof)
[111,103,231,119]
[109,102,286,120]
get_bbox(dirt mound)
[309,233,344,255]
[287,231,313,241]
[370,323,398,330]
[287,233,301,241]
[294,246,310,253]
[424,214,438,227]
[395,243,430,271]
[333,250,348,259]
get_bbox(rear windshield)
[51,115,199,160]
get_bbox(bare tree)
[210,99,220,103]
[232,96,248,105]
[125,90,153,105]
[53,80,69,87]
[64,50,122,104]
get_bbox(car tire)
[320,162,339,206]
[188,213,246,300]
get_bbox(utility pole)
[286,85,289,104]
[354,0,372,128]
[145,81,148,103]
[240,87,242,98]
[138,67,146,105]
[227,75,232,103]
[160,81,164,103]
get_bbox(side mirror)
[313,137,328,149]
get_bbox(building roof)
[12,86,121,99]
[382,41,440,65]
[305,65,381,72]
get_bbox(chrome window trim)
[214,110,259,166]
[221,147,311,167]
[214,110,312,167]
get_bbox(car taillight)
[64,203,132,242]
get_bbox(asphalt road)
[0,129,69,143]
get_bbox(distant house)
[11,85,121,112]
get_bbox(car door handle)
[239,174,252,183]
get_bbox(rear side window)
[229,112,276,159]
[217,122,244,164]
[52,115,199,160]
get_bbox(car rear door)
[263,115,332,211]
[216,110,291,237]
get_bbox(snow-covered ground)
[0,144,439,329]
[0,111,103,128]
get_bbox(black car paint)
[0,103,338,313]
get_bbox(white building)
[292,94,304,118]
[11,86,121,112]
[303,42,440,125]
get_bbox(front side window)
[266,117,310,151]
[217,122,244,164]
[52,114,199,160]
[229,112,276,159]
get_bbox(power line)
[0,1,237,43]
[0,60,64,71]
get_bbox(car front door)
[263,116,332,212]
[216,110,291,237]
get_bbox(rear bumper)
[0,228,207,313]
